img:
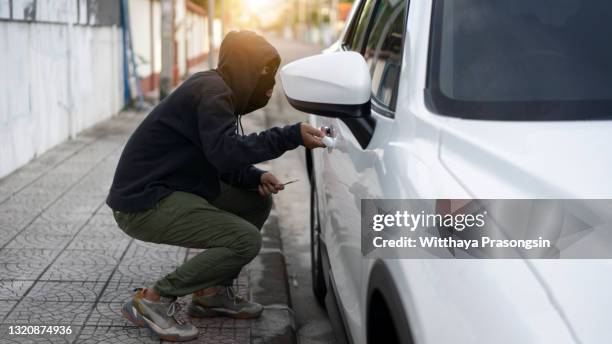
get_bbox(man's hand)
[300,123,326,149]
[259,172,284,196]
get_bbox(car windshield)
[427,0,612,120]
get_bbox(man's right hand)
[300,123,326,149]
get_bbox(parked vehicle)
[280,0,612,343]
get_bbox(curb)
[249,208,296,344]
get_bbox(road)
[263,36,338,344]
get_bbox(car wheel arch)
[367,260,415,344]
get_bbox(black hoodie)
[106,31,302,213]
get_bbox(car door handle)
[321,126,336,152]
[322,136,336,151]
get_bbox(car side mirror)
[280,52,371,118]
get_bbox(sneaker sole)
[122,302,198,342]
[142,317,199,342]
[121,301,146,327]
[187,303,263,319]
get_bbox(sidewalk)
[0,110,294,343]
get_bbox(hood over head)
[216,31,281,115]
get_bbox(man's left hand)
[259,172,284,196]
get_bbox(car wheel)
[310,172,327,306]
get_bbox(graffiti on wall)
[1,0,119,26]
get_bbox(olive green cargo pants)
[112,184,272,297]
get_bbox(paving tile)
[0,250,60,265]
[65,237,130,253]
[98,283,137,304]
[39,265,115,283]
[85,215,117,228]
[0,301,18,320]
[0,193,56,214]
[33,213,89,227]
[84,303,131,327]
[28,174,78,192]
[0,282,35,301]
[69,145,118,162]
[78,170,114,184]
[0,210,39,232]
[110,265,177,285]
[121,246,187,266]
[0,172,41,193]
[25,282,106,303]
[6,231,74,250]
[76,224,127,241]
[175,302,250,330]
[51,161,97,176]
[16,184,64,198]
[53,250,122,266]
[47,195,103,215]
[69,182,110,198]
[0,264,47,281]
[0,227,21,247]
[4,301,94,325]
[0,189,13,204]
[76,326,159,344]
[93,206,113,218]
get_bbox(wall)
[129,0,215,93]
[185,9,208,68]
[0,0,123,178]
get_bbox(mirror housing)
[280,51,371,118]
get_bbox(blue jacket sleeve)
[198,88,303,173]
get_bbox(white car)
[280,0,612,343]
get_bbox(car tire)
[310,172,327,306]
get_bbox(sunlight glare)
[243,0,273,13]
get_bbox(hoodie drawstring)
[238,115,245,136]
[229,115,245,189]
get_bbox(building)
[0,0,216,179]
[129,0,220,95]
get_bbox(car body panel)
[306,0,612,343]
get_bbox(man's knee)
[231,224,262,260]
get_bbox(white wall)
[0,22,124,178]
[175,0,187,76]
[130,0,152,66]
[186,11,207,61]
[129,0,210,82]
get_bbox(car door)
[314,0,407,336]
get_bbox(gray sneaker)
[122,288,198,342]
[188,285,264,319]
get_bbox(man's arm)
[220,165,265,189]
[198,89,303,173]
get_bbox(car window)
[364,0,406,111]
[428,0,612,120]
[346,0,377,51]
